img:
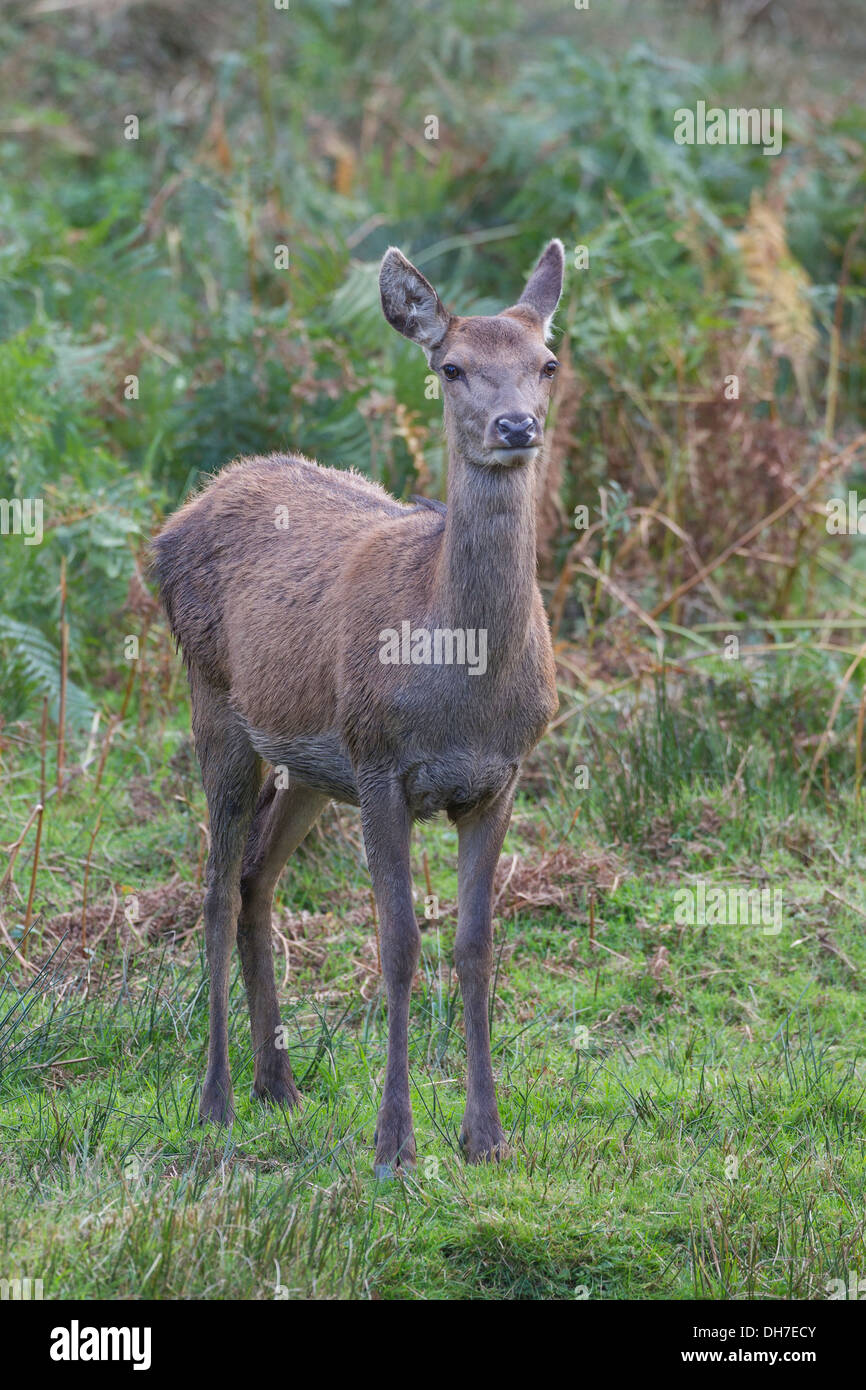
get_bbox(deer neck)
[432,444,538,673]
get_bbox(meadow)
[1,0,865,1301]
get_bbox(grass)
[2,674,866,1301]
[1,0,866,1304]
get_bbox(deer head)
[379,239,564,469]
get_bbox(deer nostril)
[495,415,538,446]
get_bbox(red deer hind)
[153,239,564,1175]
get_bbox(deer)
[153,238,564,1175]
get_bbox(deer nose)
[494,415,538,448]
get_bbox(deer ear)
[518,239,565,340]
[379,248,451,354]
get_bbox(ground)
[2,676,865,1301]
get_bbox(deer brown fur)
[153,239,564,1173]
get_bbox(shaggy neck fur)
[433,441,538,676]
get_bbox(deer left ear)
[518,239,565,341]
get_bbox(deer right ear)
[379,248,451,354]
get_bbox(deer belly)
[243,726,360,804]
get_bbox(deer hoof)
[459,1123,509,1164]
[373,1111,416,1174]
[253,1078,302,1109]
[199,1077,235,1127]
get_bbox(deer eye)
[442,363,460,381]
[543,360,559,378]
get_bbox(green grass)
[1,0,866,1303]
[2,681,866,1301]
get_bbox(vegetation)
[1,0,865,1300]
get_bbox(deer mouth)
[485,444,541,467]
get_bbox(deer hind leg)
[237,770,328,1106]
[191,668,261,1126]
